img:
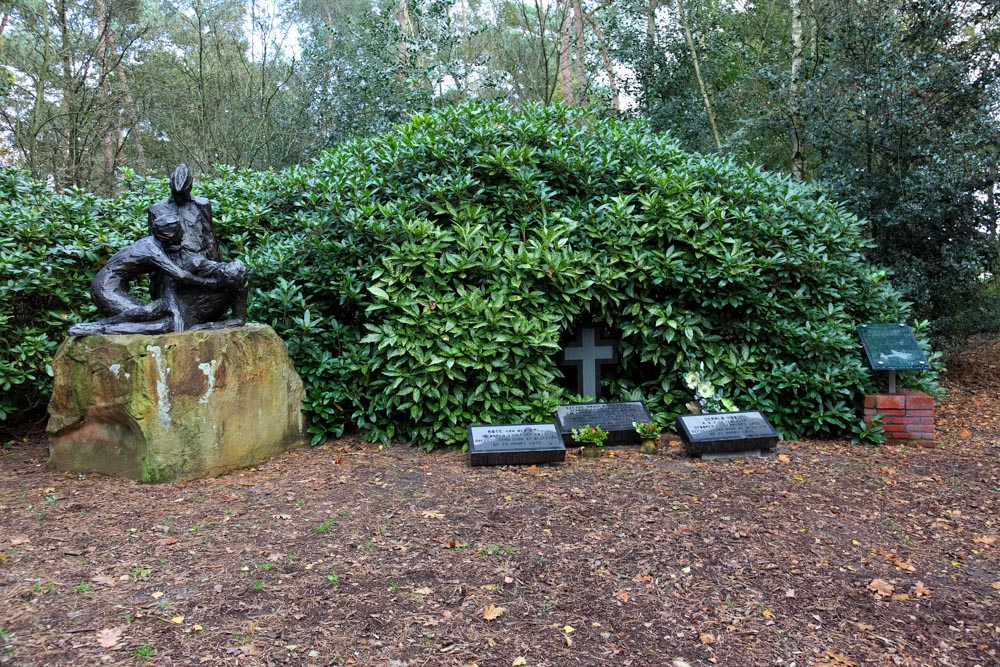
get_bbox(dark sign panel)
[856,323,930,371]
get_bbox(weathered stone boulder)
[47,324,307,483]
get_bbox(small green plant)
[73,582,94,594]
[252,579,264,591]
[388,582,399,592]
[0,626,9,640]
[326,573,340,585]
[134,643,155,658]
[30,581,56,594]
[258,561,276,571]
[233,631,253,645]
[570,424,608,447]
[633,421,662,438]
[314,520,334,534]
[131,566,152,580]
[851,414,887,446]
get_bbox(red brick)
[905,409,934,418]
[903,391,935,410]
[873,408,905,417]
[904,426,936,436]
[874,395,906,410]
[864,395,876,409]
[913,417,935,425]
[883,423,907,434]
[889,431,916,439]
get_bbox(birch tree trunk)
[677,0,721,150]
[790,0,805,180]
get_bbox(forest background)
[1,0,998,338]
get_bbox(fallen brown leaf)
[973,535,997,545]
[96,627,124,649]
[868,578,894,597]
[90,574,117,587]
[829,652,857,666]
[483,604,505,621]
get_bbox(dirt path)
[1,339,998,667]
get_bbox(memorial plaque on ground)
[676,411,779,456]
[467,423,566,466]
[555,401,651,446]
[856,323,929,370]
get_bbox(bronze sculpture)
[69,165,248,336]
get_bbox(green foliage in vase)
[0,103,939,444]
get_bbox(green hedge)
[0,102,939,445]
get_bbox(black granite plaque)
[676,411,779,455]
[467,423,566,466]
[856,323,930,371]
[555,401,651,446]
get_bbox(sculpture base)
[47,324,307,483]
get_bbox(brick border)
[863,389,936,447]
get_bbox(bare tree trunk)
[23,2,52,175]
[585,11,621,111]
[108,32,146,175]
[643,0,657,115]
[56,0,77,187]
[94,0,117,193]
[558,0,574,105]
[395,0,415,69]
[790,0,805,180]
[572,0,587,104]
[677,0,721,150]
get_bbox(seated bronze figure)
[70,165,248,337]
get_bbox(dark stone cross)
[559,326,617,399]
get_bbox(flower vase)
[579,444,599,458]
[639,437,657,455]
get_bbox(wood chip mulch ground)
[1,337,998,667]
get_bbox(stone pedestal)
[864,390,936,447]
[47,324,307,483]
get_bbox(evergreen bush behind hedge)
[0,102,938,445]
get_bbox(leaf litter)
[0,337,998,665]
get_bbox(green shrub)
[0,102,940,446]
